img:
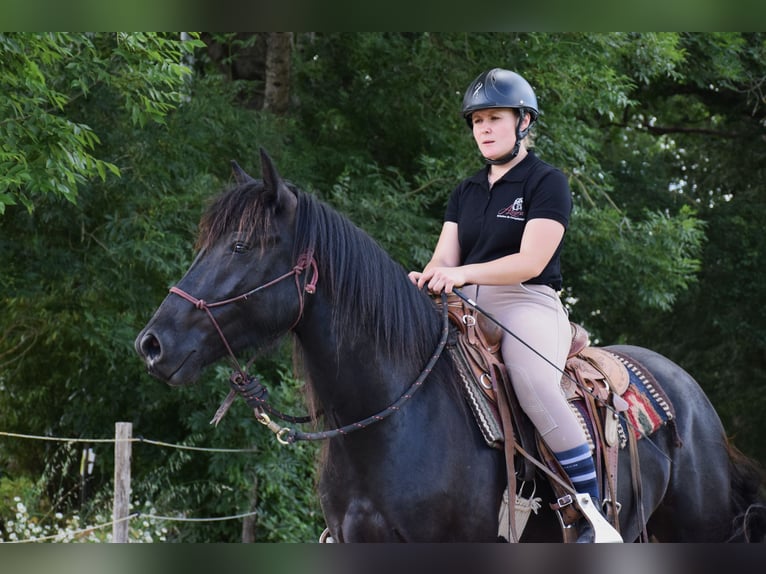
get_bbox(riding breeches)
[462,283,587,453]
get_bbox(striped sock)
[554,443,599,501]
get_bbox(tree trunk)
[264,33,293,114]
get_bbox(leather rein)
[169,252,450,445]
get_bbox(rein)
[275,291,450,444]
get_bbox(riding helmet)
[461,68,539,128]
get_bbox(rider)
[409,68,611,542]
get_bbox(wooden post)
[112,422,132,543]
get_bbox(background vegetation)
[1,32,764,541]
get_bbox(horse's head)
[135,149,308,386]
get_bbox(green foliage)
[292,32,691,270]
[324,156,447,268]
[0,482,169,543]
[0,32,202,213]
[0,40,321,540]
[626,190,766,462]
[564,205,705,341]
[0,33,391,544]
[0,476,40,516]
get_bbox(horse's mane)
[292,189,443,361]
[195,180,444,363]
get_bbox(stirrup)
[575,493,623,543]
[319,527,335,543]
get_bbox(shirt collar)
[467,150,538,186]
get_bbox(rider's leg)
[474,284,608,542]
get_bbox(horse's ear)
[231,160,255,185]
[259,148,296,211]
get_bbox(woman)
[409,68,609,542]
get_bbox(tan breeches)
[463,283,587,453]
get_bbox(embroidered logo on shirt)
[497,197,525,221]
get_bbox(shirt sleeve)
[525,168,572,227]
[444,184,462,223]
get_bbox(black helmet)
[462,68,539,165]
[461,68,539,127]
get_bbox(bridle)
[168,251,318,424]
[169,251,319,374]
[168,250,450,445]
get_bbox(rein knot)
[230,372,269,408]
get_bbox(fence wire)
[0,430,259,452]
[2,510,261,544]
[0,427,263,543]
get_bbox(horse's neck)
[294,299,411,419]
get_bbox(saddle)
[439,294,645,541]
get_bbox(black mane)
[292,190,442,360]
[197,180,443,361]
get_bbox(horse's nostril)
[140,332,162,361]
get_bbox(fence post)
[112,421,132,543]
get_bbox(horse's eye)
[232,241,250,254]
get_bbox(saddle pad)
[568,350,677,449]
[610,352,676,443]
[452,328,678,450]
[449,345,504,449]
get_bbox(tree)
[288,33,706,319]
[264,33,293,114]
[0,32,321,541]
[0,33,201,214]
[601,33,766,460]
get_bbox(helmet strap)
[484,141,521,166]
[483,109,531,166]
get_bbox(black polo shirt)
[444,151,571,290]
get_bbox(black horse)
[135,150,764,542]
